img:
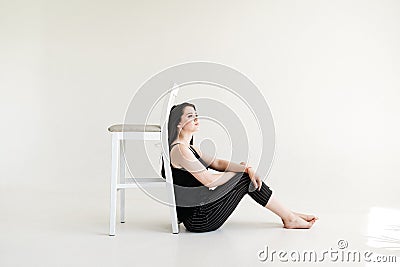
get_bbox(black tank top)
[169,143,210,221]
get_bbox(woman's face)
[178,106,199,133]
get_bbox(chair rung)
[117,177,166,189]
[126,178,165,183]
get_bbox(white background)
[1,0,399,266]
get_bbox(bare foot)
[293,212,319,222]
[282,214,315,229]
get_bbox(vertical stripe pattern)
[182,172,273,233]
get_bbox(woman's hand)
[240,162,262,191]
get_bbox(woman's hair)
[161,102,196,178]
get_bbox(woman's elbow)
[202,174,216,188]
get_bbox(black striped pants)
[182,172,273,233]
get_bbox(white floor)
[1,183,399,267]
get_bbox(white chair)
[108,84,180,236]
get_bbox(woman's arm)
[209,159,261,190]
[214,158,248,173]
[191,145,251,173]
[187,146,261,189]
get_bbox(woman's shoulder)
[170,143,203,160]
[170,142,202,154]
[170,143,195,159]
[170,143,203,169]
[169,143,184,168]
[170,142,186,152]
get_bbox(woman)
[161,102,318,233]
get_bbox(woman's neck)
[175,132,192,146]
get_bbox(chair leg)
[120,140,126,223]
[109,135,119,236]
[166,181,180,234]
[170,206,180,234]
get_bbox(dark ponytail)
[161,102,196,178]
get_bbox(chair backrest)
[160,83,180,184]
